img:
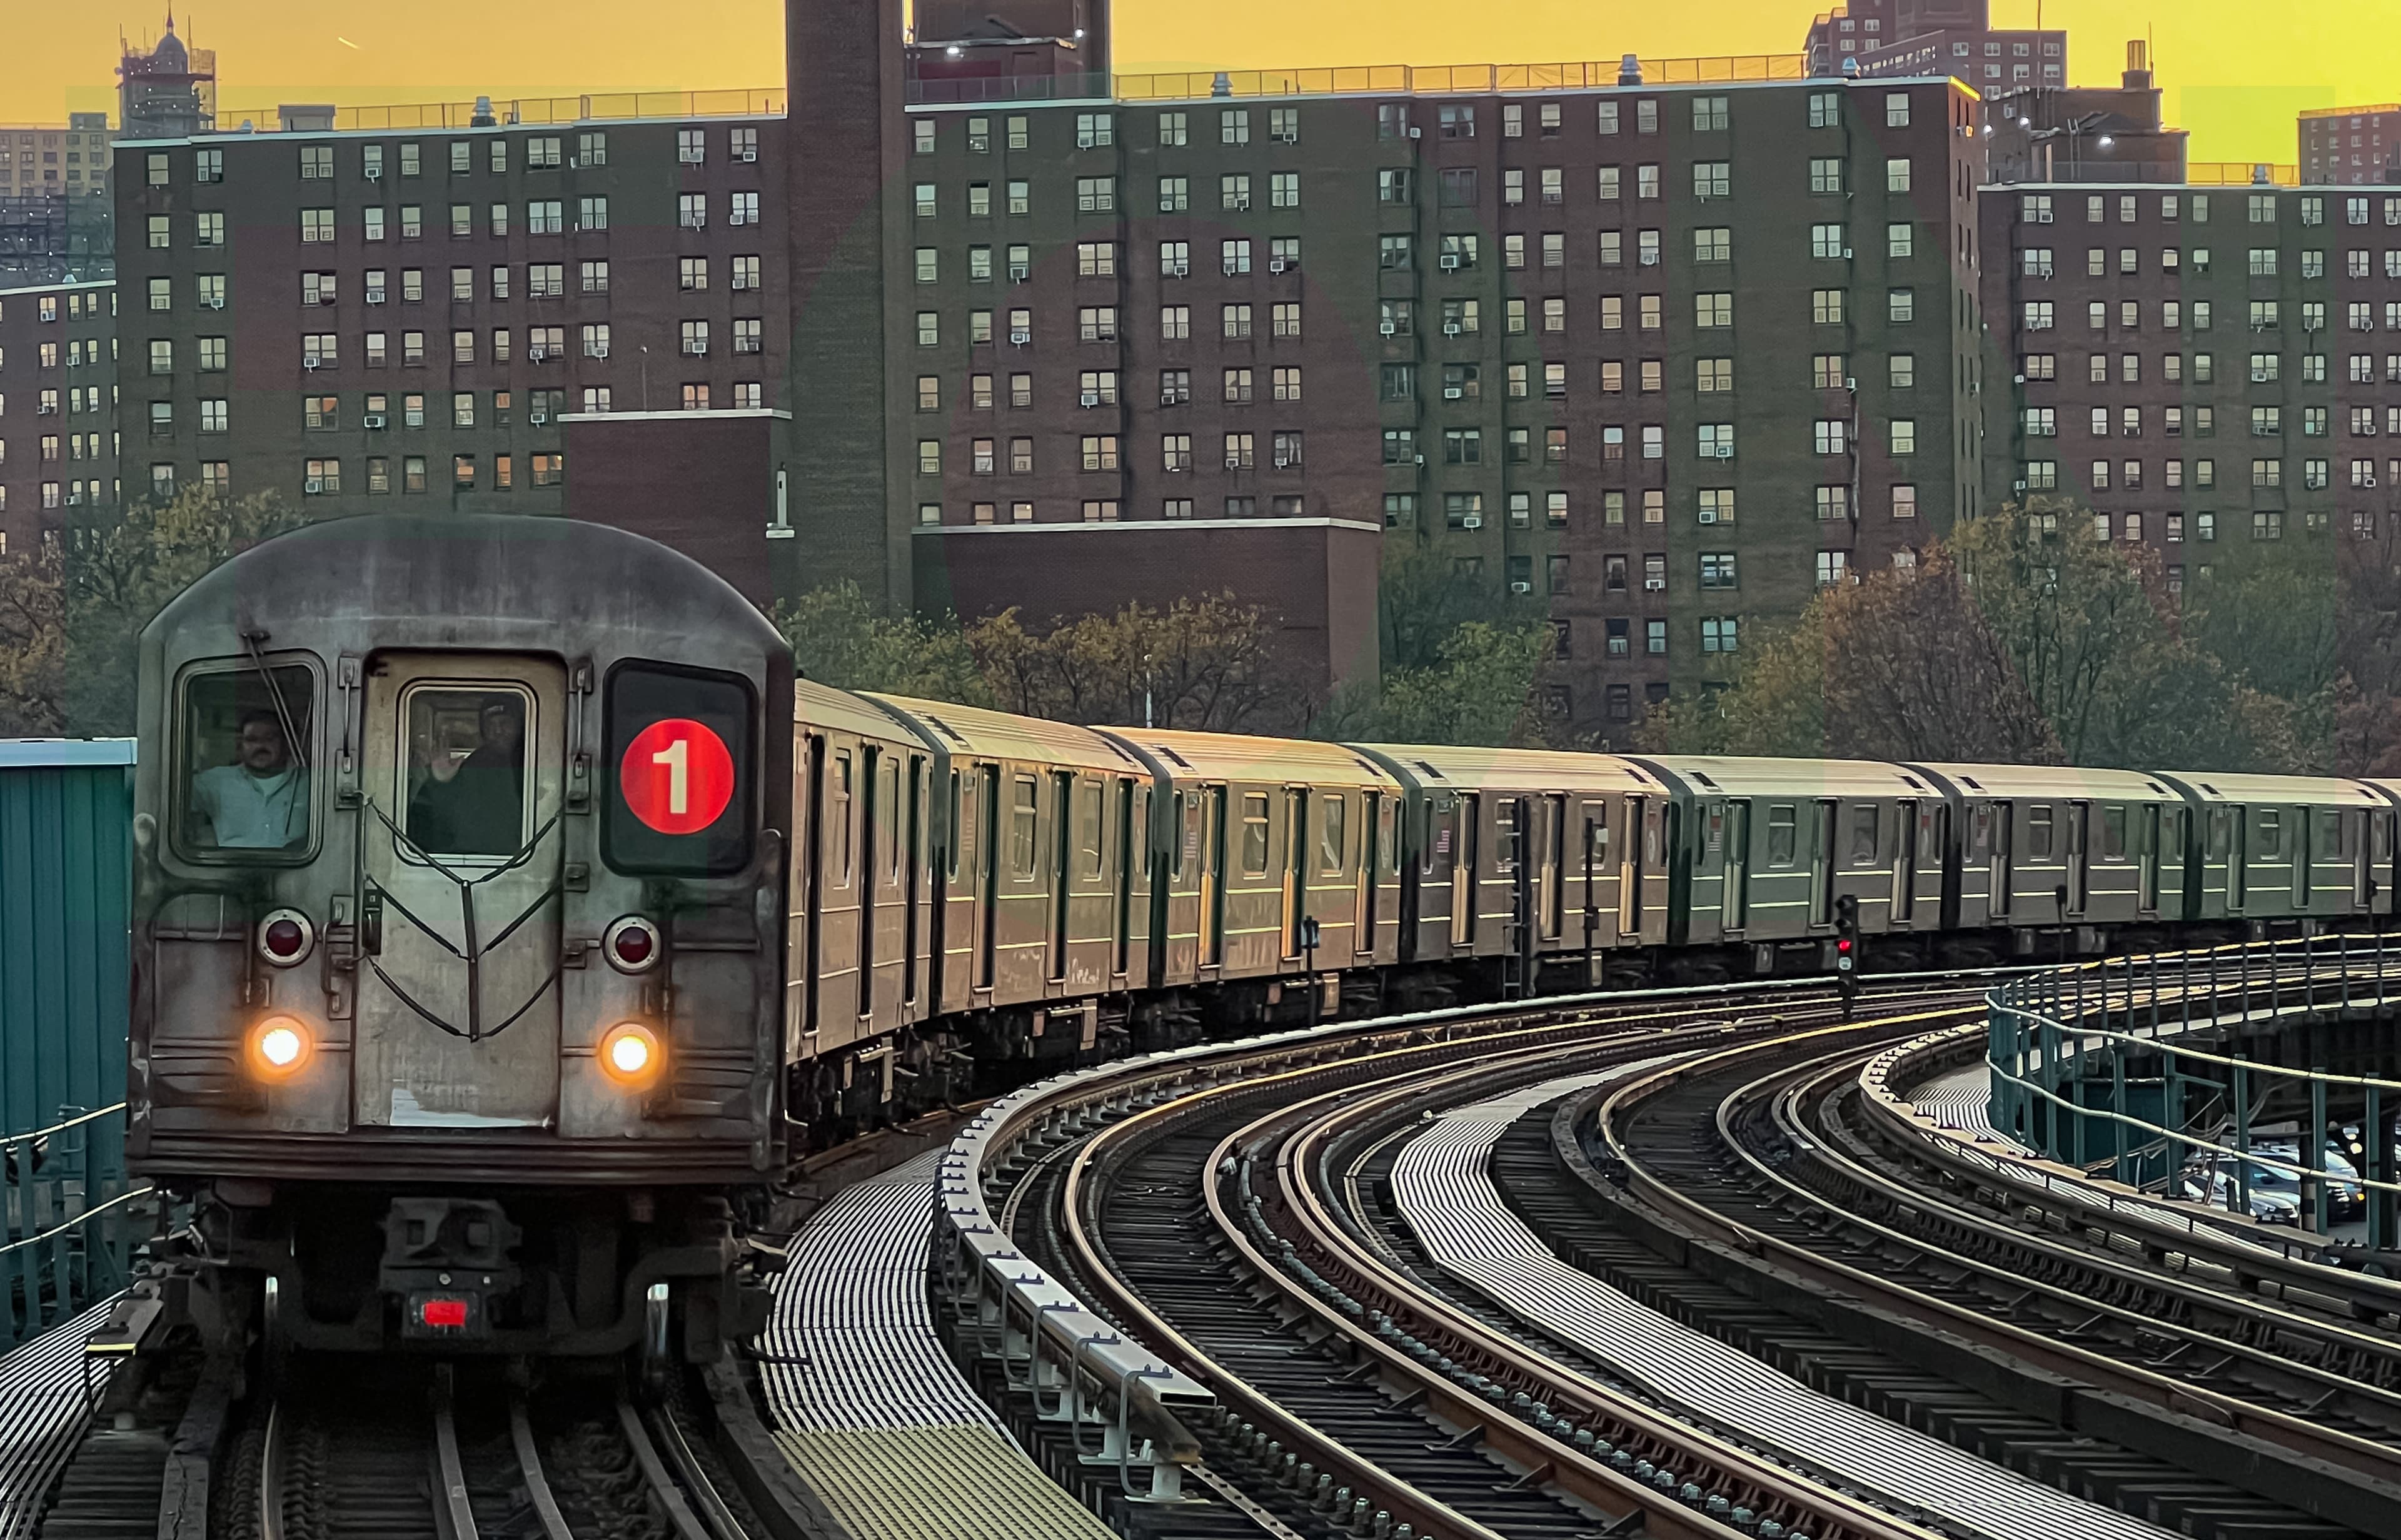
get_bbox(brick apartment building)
[88,0,2400,738]
[891,71,1990,729]
[1981,180,2401,578]
[111,108,792,535]
[0,278,118,550]
[2301,106,2401,188]
[1803,1,2064,92]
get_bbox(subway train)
[125,514,2400,1362]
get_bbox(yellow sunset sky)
[2,1,2392,164]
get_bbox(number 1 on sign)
[652,737,688,816]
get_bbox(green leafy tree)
[773,580,993,705]
[1319,620,1560,748]
[967,593,1309,733]
[0,540,66,737]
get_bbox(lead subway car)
[130,513,791,1359]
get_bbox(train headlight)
[256,908,315,968]
[600,1022,663,1087]
[248,1014,315,1079]
[603,915,662,974]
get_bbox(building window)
[532,454,563,488]
[683,383,712,411]
[304,458,340,495]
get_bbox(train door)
[1452,794,1479,948]
[1618,796,1644,938]
[1543,794,1567,940]
[1721,802,1750,931]
[1114,778,1135,979]
[358,653,566,1128]
[2295,808,2315,907]
[2359,811,2382,911]
[1810,800,1837,927]
[904,756,924,1009]
[2139,803,2163,914]
[857,747,882,1019]
[1200,785,1227,967]
[1988,802,2012,918]
[1579,803,1608,949]
[1354,792,1378,954]
[1284,789,1307,959]
[2225,807,2248,912]
[974,765,1000,991]
[1049,773,1075,982]
[802,737,827,1039]
[1893,799,1917,924]
[2065,802,2091,917]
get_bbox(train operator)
[406,694,525,857]
[189,710,309,849]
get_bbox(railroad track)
[1546,1022,2400,1539]
[219,1361,760,1540]
[972,984,2021,1540]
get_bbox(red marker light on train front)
[256,908,315,968]
[420,1298,469,1329]
[603,916,662,974]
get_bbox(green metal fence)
[0,740,138,1348]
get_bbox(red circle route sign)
[620,719,735,835]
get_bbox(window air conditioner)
[1222,260,1242,276]
[740,148,757,163]
[305,478,324,493]
[1443,322,1461,336]
[1011,268,1031,282]
[1408,126,1422,138]
[1443,386,1463,400]
[1440,254,1460,271]
[365,413,388,429]
[1010,331,1030,346]
[1165,461,1185,472]
[530,346,550,361]
[1461,513,1481,528]
[1269,258,1288,273]
[303,355,322,369]
[1274,455,1291,468]
[1224,456,1243,469]
[591,343,610,358]
[1379,321,1397,336]
[1510,581,1532,594]
[1644,576,1666,591]
[528,410,549,425]
[206,297,225,309]
[683,342,707,356]
[364,166,381,181]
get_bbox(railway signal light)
[1834,894,1861,1020]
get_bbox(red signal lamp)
[419,1297,470,1329]
[256,908,315,968]
[603,915,662,974]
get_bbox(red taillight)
[256,908,315,969]
[1836,937,1854,953]
[420,1298,469,1329]
[603,915,662,974]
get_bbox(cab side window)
[1240,791,1271,876]
[1765,804,1796,867]
[176,663,318,861]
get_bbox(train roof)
[1624,755,1941,800]
[866,695,1148,775]
[1353,744,1663,795]
[148,513,782,658]
[2153,771,2392,807]
[1908,763,2181,801]
[1095,728,1397,789]
[797,679,927,745]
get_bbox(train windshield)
[401,685,533,859]
[176,663,316,860]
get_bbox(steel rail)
[1264,1035,1953,1540]
[507,1396,577,1540]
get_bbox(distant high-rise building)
[1983,42,2188,186]
[1805,0,2065,91]
[118,12,215,141]
[2300,105,2401,186]
[0,115,118,284]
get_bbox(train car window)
[1077,779,1104,880]
[2028,806,2055,860]
[2101,805,2127,862]
[1423,797,1456,878]
[1240,792,1271,877]
[833,753,855,885]
[1585,810,1608,867]
[176,663,318,861]
[2257,808,2284,860]
[882,756,904,880]
[401,684,533,860]
[603,663,754,875]
[1321,793,1347,877]
[1179,791,1200,879]
[2377,813,2393,863]
[1494,799,1518,874]
[1378,796,1399,877]
[1765,805,1796,867]
[1848,805,1878,865]
[2320,809,2347,860]
[2207,808,2230,858]
[1009,775,1039,880]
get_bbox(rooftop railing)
[212,88,787,134]
[909,54,1811,106]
